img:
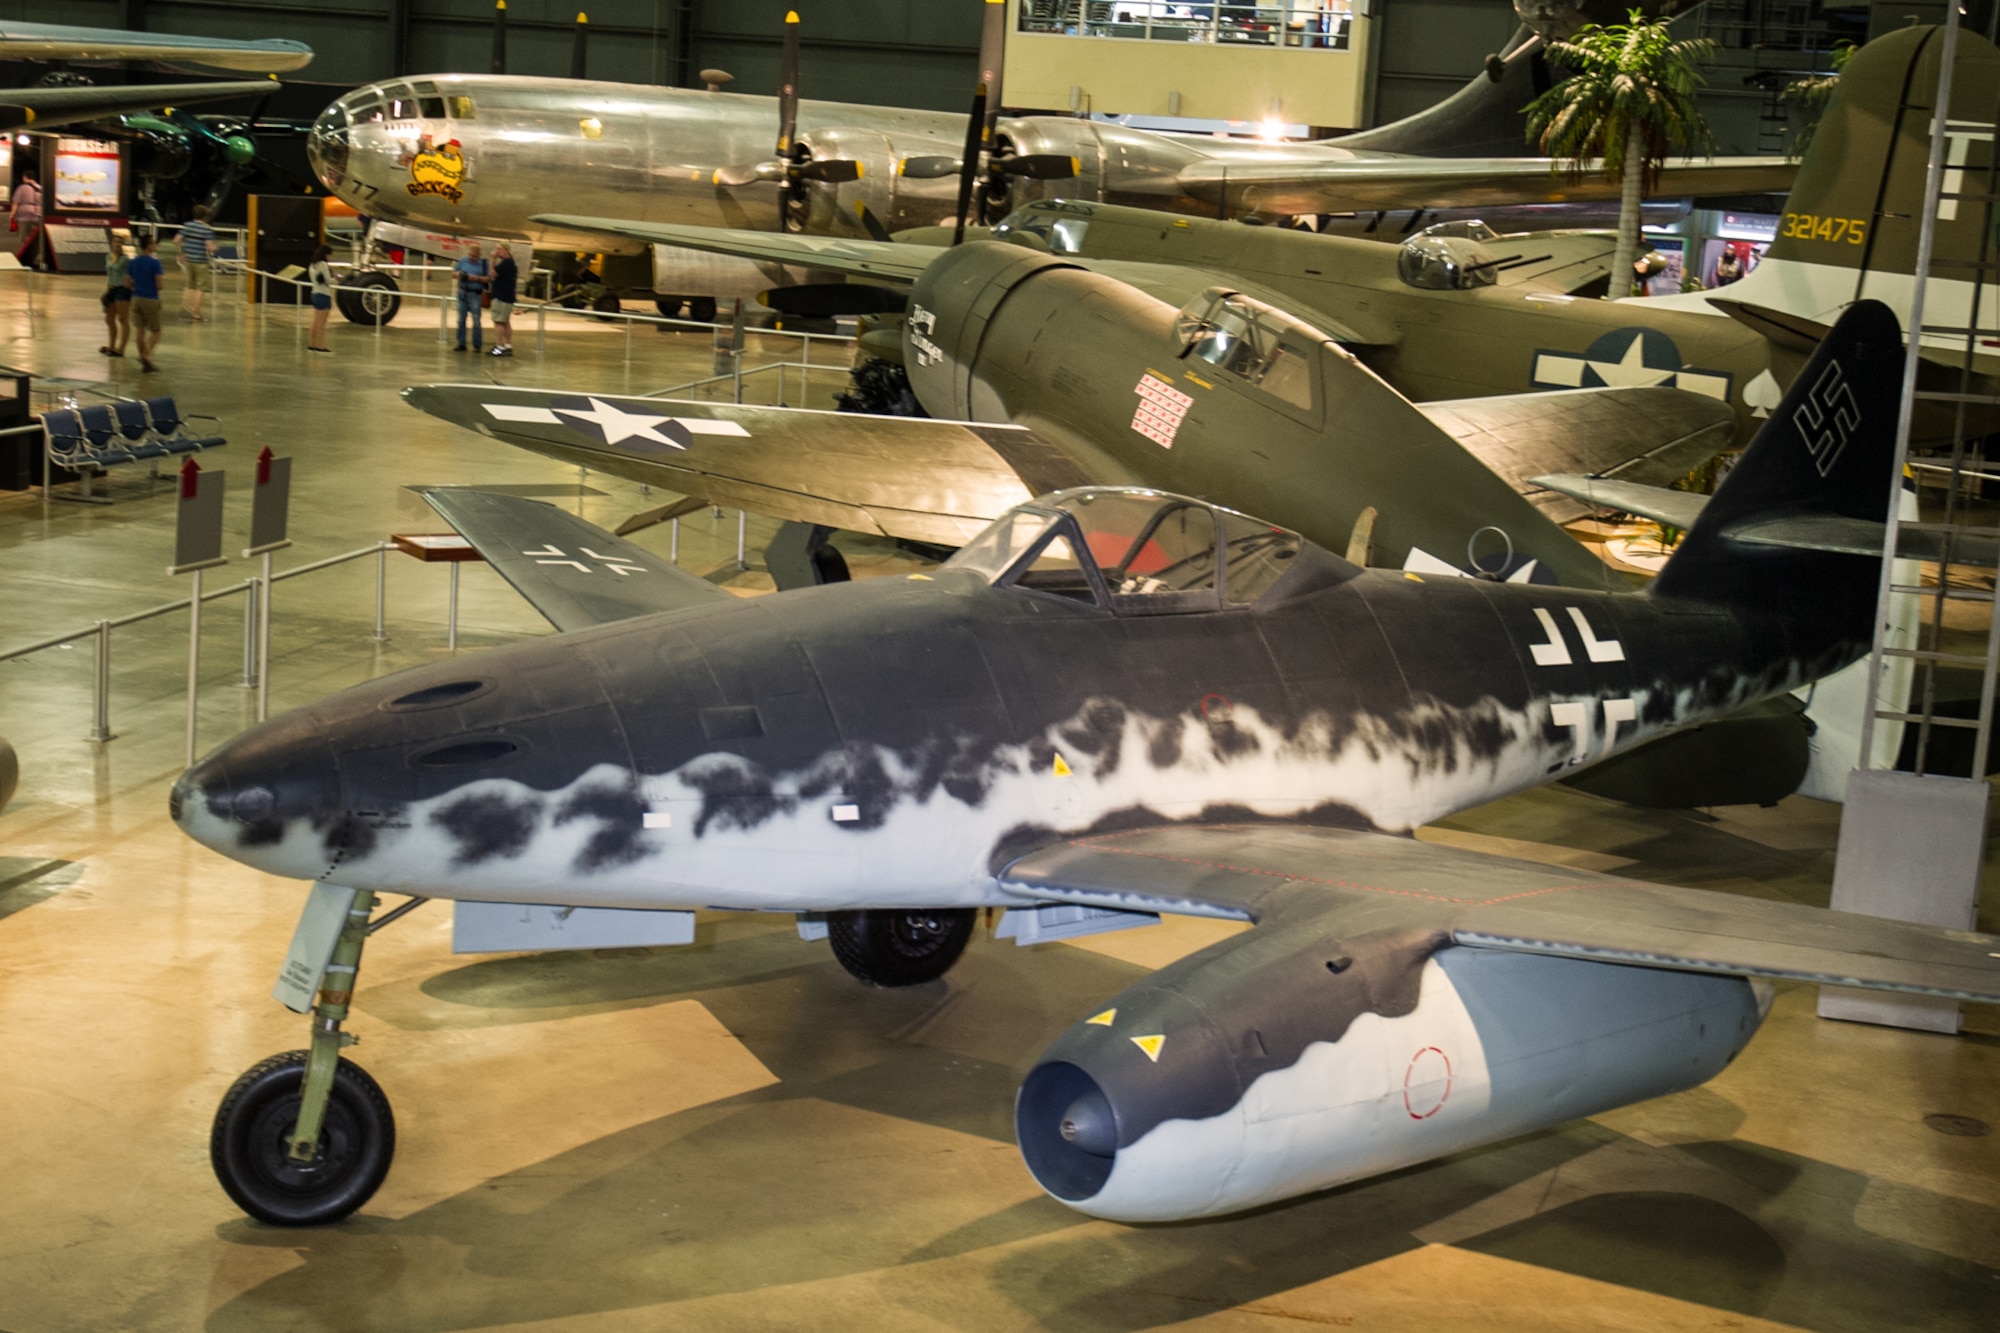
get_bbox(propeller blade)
[491,0,507,75]
[899,155,962,179]
[979,0,1007,145]
[714,161,782,187]
[570,11,588,80]
[797,158,862,184]
[952,83,988,247]
[995,153,1079,181]
[777,9,800,156]
[760,283,908,318]
[855,201,893,242]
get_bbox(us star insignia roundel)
[1530,328,1733,403]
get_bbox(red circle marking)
[1200,693,1234,721]
[1403,1046,1452,1120]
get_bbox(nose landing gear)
[211,888,403,1225]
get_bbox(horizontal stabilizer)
[419,487,730,631]
[1000,824,2000,1004]
[1529,474,1707,530]
[1729,514,2000,565]
[1421,386,1730,521]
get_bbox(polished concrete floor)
[1,273,1997,1332]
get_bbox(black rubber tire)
[687,296,718,323]
[827,908,975,986]
[334,271,401,326]
[211,1050,395,1226]
[590,291,622,320]
[654,296,685,319]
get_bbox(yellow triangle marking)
[1404,572,1425,582]
[1086,1008,1116,1026]
[1052,753,1072,777]
[1131,1034,1164,1062]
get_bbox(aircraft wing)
[1001,824,2000,1004]
[0,22,312,73]
[0,80,275,133]
[532,214,938,284]
[419,488,730,632]
[1418,385,1733,522]
[403,386,1095,548]
[1174,156,1797,217]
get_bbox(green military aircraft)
[521,22,1997,454]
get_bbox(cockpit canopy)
[1170,288,1321,408]
[992,203,1092,255]
[945,488,1306,613]
[1396,233,1503,291]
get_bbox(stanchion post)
[537,304,546,356]
[372,544,389,642]
[186,567,204,767]
[89,619,113,743]
[241,577,260,687]
[670,517,679,565]
[257,550,274,721]
[736,509,747,570]
[448,562,460,652]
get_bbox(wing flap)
[1000,824,2000,1003]
[420,488,730,631]
[1173,157,1798,217]
[404,386,1069,548]
[530,214,937,284]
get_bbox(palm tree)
[1525,9,1717,297]
[1782,43,1854,163]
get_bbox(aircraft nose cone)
[172,710,342,866]
[307,108,350,190]
[1058,1088,1118,1157]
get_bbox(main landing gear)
[211,888,403,1226]
[827,909,975,986]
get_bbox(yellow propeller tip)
[496,0,505,8]
[576,12,588,23]
[786,10,800,22]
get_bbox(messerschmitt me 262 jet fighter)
[178,302,2000,1227]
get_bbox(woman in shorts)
[100,234,131,358]
[306,244,335,353]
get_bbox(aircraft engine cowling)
[903,240,1084,419]
[789,127,959,236]
[1015,915,1766,1222]
[988,117,1107,216]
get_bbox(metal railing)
[0,542,393,747]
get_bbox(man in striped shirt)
[179,204,216,322]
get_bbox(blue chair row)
[42,397,226,471]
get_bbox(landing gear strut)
[211,889,398,1225]
[827,908,975,986]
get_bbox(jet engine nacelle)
[790,127,960,235]
[1015,917,1765,1222]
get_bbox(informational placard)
[171,460,226,573]
[43,219,114,274]
[247,449,292,554]
[52,137,121,211]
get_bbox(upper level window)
[1173,288,1319,410]
[1019,1,1352,50]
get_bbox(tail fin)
[1726,25,2000,328]
[1651,300,1904,662]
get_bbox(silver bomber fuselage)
[306,75,1384,250]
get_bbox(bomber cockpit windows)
[412,81,447,120]
[1173,289,1318,410]
[1397,234,1503,291]
[447,95,477,120]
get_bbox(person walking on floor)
[10,168,42,270]
[127,233,167,373]
[453,243,490,351]
[488,243,518,357]
[100,234,131,358]
[306,244,335,353]
[179,204,216,321]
